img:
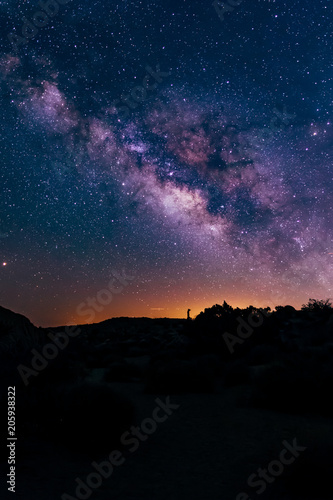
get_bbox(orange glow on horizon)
[26,292,305,328]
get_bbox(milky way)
[0,0,332,325]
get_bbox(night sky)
[0,0,332,326]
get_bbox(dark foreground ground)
[0,303,333,500]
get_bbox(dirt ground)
[4,380,332,500]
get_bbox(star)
[0,0,331,324]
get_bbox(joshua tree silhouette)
[187,308,191,320]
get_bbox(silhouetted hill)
[0,305,36,337]
[1,300,333,499]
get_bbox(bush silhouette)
[250,354,333,417]
[301,298,332,312]
[145,356,216,394]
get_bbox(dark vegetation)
[0,299,332,473]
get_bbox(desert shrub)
[223,360,250,387]
[246,344,279,366]
[301,298,332,312]
[84,344,111,368]
[104,360,141,382]
[150,348,188,364]
[300,346,331,363]
[250,354,333,417]
[307,327,330,347]
[145,357,215,394]
[196,353,223,377]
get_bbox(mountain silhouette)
[0,305,36,337]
